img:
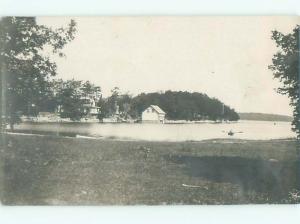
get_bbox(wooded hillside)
[116,91,240,121]
[238,113,292,122]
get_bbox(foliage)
[286,189,300,203]
[54,79,83,121]
[97,87,130,119]
[100,90,239,121]
[129,91,239,121]
[50,79,101,121]
[0,17,76,129]
[81,80,101,98]
[269,25,300,137]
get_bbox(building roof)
[146,105,166,114]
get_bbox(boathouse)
[142,105,166,123]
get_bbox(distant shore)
[0,132,299,205]
[16,118,292,125]
[18,118,238,124]
[238,112,293,122]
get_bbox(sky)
[38,16,299,116]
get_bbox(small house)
[80,96,101,120]
[142,105,166,123]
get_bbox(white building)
[142,105,166,123]
[80,96,101,120]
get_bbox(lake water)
[14,120,296,141]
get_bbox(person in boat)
[228,130,234,136]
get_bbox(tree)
[269,25,300,191]
[50,79,102,121]
[56,79,84,121]
[105,87,121,116]
[269,25,300,138]
[0,17,76,130]
[81,81,101,98]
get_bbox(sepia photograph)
[0,16,299,205]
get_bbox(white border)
[0,0,300,224]
[0,205,300,224]
[0,0,300,16]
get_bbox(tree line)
[16,80,240,122]
[99,89,240,121]
[38,79,101,121]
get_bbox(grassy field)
[0,133,299,205]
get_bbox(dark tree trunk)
[296,140,300,191]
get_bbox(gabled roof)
[147,105,166,114]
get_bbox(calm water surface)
[14,120,296,141]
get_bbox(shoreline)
[1,130,297,143]
[16,119,292,124]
